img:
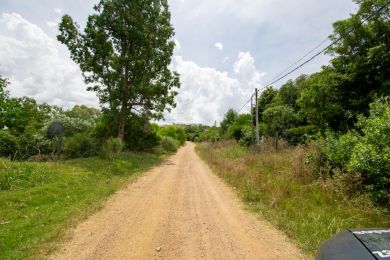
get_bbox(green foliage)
[285,125,317,145]
[64,132,100,159]
[317,99,390,205]
[158,125,187,146]
[184,125,214,142]
[262,105,297,137]
[176,128,187,145]
[161,136,178,152]
[57,0,180,140]
[197,141,390,254]
[0,130,18,159]
[0,152,163,259]
[348,98,390,204]
[256,87,278,122]
[220,109,237,136]
[228,114,252,142]
[101,137,124,160]
[323,131,359,171]
[198,127,221,142]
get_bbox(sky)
[0,0,358,125]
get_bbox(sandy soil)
[52,142,305,260]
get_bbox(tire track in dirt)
[52,142,305,260]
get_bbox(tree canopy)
[58,0,180,139]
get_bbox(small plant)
[101,137,124,160]
[161,136,178,152]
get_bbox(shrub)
[285,125,317,145]
[323,131,359,171]
[161,136,178,152]
[348,99,390,204]
[64,132,100,159]
[101,137,124,160]
[0,130,18,159]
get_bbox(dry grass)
[196,140,390,254]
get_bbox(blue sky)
[0,0,357,125]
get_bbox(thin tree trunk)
[117,104,127,140]
[118,53,129,140]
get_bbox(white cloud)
[166,52,264,125]
[233,52,265,90]
[174,39,181,52]
[46,21,57,30]
[0,13,98,108]
[54,8,63,14]
[222,56,229,63]
[215,42,223,51]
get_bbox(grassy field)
[196,141,390,255]
[0,152,165,259]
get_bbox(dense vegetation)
[0,1,185,258]
[207,0,390,206]
[0,152,164,259]
[197,141,390,254]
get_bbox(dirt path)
[52,142,304,260]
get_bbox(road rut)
[52,142,304,260]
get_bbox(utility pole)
[255,88,260,147]
[251,95,255,144]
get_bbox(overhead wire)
[236,0,390,113]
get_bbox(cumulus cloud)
[215,42,223,51]
[166,52,264,125]
[174,39,181,52]
[0,13,98,108]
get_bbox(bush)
[324,131,359,172]
[101,137,124,160]
[285,125,317,145]
[348,99,390,204]
[0,130,18,159]
[316,99,390,205]
[64,132,100,159]
[161,136,178,152]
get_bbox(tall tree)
[220,109,238,135]
[58,0,180,140]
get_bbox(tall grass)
[196,140,390,254]
[0,152,163,259]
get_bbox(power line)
[266,0,390,87]
[264,38,330,85]
[236,0,390,113]
[237,94,253,113]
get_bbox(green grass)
[0,152,164,259]
[196,141,390,255]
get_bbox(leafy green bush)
[238,125,253,147]
[0,130,18,159]
[324,131,359,171]
[348,99,390,204]
[64,132,100,159]
[317,99,390,205]
[161,136,178,152]
[285,125,317,145]
[101,137,124,160]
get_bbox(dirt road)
[53,142,304,260]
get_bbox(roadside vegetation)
[196,0,390,254]
[0,152,164,259]
[197,141,390,254]
[0,0,186,258]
